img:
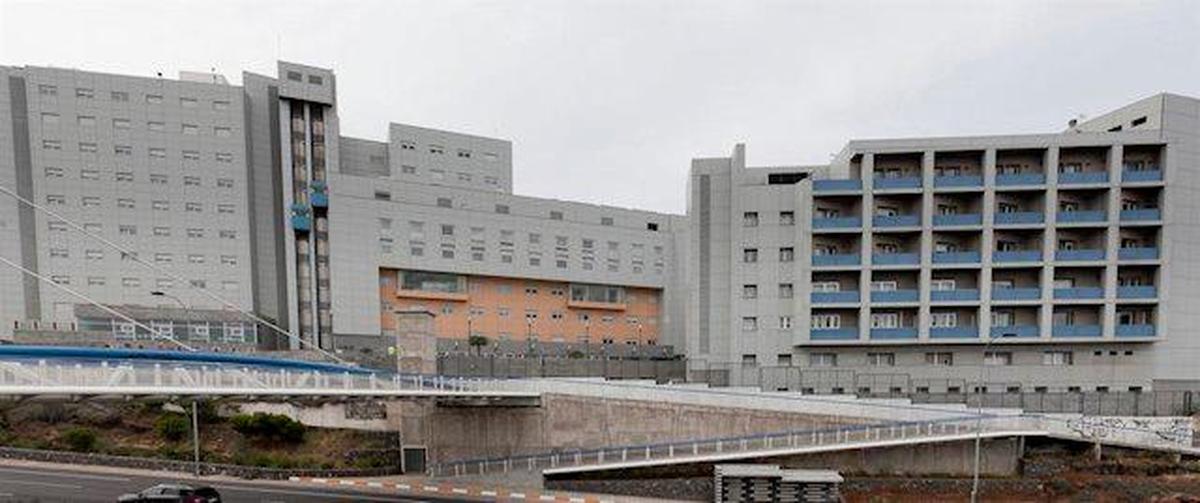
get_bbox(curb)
[288,476,612,502]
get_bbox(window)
[401,165,417,174]
[122,277,141,288]
[1043,351,1074,366]
[495,204,510,214]
[549,210,563,220]
[217,178,234,188]
[429,145,445,154]
[436,197,452,208]
[925,352,954,366]
[50,275,69,285]
[779,316,793,329]
[49,248,68,258]
[79,142,98,153]
[440,224,454,236]
[779,247,795,262]
[182,124,199,135]
[149,147,166,158]
[984,351,1013,366]
[185,202,202,212]
[213,100,230,111]
[743,212,759,227]
[867,352,895,367]
[780,211,795,226]
[217,204,235,214]
[42,140,61,150]
[81,196,100,207]
[809,353,837,367]
[182,150,200,161]
[811,313,840,329]
[152,227,170,237]
[121,172,138,182]
[601,216,614,226]
[214,127,232,138]
[180,97,198,108]
[38,84,57,95]
[44,167,64,178]
[75,87,94,99]
[871,312,900,328]
[118,225,136,236]
[184,176,200,186]
[930,312,958,328]
[308,75,323,85]
[114,145,133,155]
[647,222,659,231]
[151,200,169,211]
[77,115,96,126]
[88,277,106,286]
[743,248,758,263]
[931,278,956,291]
[287,71,303,81]
[215,152,233,163]
[219,230,237,239]
[47,221,68,232]
[145,94,163,104]
[154,253,173,263]
[41,112,60,124]
[188,254,205,264]
[779,283,794,298]
[741,354,758,367]
[187,228,204,238]
[742,284,758,299]
[117,198,135,209]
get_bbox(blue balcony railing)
[873,215,920,228]
[1058,171,1109,185]
[290,203,312,231]
[811,291,860,304]
[813,216,863,229]
[811,328,859,341]
[995,173,1045,186]
[1116,324,1156,338]
[814,179,863,192]
[993,250,1042,263]
[870,289,918,303]
[310,180,329,208]
[933,213,982,227]
[1119,247,1159,261]
[1053,287,1104,300]
[1056,211,1106,224]
[872,253,919,266]
[930,326,979,339]
[1055,249,1104,262]
[870,328,918,340]
[934,175,983,188]
[813,253,861,267]
[990,325,1040,338]
[1122,169,1162,183]
[931,289,980,302]
[1117,286,1157,299]
[994,212,1044,225]
[1053,325,1102,338]
[992,288,1040,301]
[873,177,922,190]
[932,251,981,264]
[1120,208,1161,221]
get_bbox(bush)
[155,414,189,442]
[62,427,97,452]
[230,412,305,443]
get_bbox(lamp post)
[150,291,186,345]
[971,331,1013,502]
[164,401,200,477]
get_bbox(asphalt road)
[0,464,469,502]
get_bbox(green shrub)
[155,414,189,442]
[62,427,97,452]
[230,412,304,443]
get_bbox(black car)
[117,483,221,503]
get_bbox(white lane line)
[422,485,439,492]
[540,495,557,501]
[451,488,468,494]
[0,466,131,482]
[510,492,526,499]
[339,480,356,486]
[481,490,498,497]
[367,481,384,488]
[0,478,81,489]
[213,485,415,502]
[397,484,411,490]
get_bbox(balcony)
[1055,249,1104,262]
[813,216,863,230]
[1119,247,1159,261]
[873,177,922,190]
[290,203,312,231]
[814,179,863,192]
[993,250,1042,263]
[811,328,859,341]
[870,289,919,303]
[310,180,329,208]
[930,326,979,339]
[934,175,983,189]
[1052,325,1102,338]
[933,213,982,227]
[933,251,982,265]
[1116,324,1156,338]
[1056,211,1106,224]
[1117,286,1157,299]
[989,325,1040,338]
[872,253,919,266]
[870,328,918,340]
[994,212,1044,225]
[811,291,860,304]
[1058,171,1109,185]
[992,288,1041,301]
[1122,169,1162,183]
[931,289,980,302]
[1120,208,1161,222]
[813,253,861,267]
[996,173,1045,187]
[873,214,920,228]
[1053,287,1104,300]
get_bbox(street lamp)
[163,401,201,477]
[971,331,1014,502]
[150,290,186,309]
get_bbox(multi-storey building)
[0,61,688,353]
[689,93,1198,392]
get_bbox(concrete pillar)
[394,309,438,375]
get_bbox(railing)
[1052,325,1102,338]
[1122,169,1162,183]
[813,179,863,192]
[430,415,1020,477]
[1056,211,1106,224]
[870,290,918,303]
[995,173,1045,186]
[930,289,979,302]
[1116,324,1156,338]
[1120,208,1161,222]
[1058,171,1109,185]
[1055,249,1105,262]
[873,177,922,190]
[933,214,982,227]
[1053,287,1104,300]
[930,326,978,339]
[812,216,863,229]
[932,251,981,264]
[873,215,920,228]
[1117,286,1157,299]
[1119,247,1159,261]
[933,175,983,188]
[811,291,860,304]
[992,288,1040,301]
[869,328,918,340]
[813,253,861,267]
[994,212,1044,225]
[989,325,1040,338]
[993,250,1042,263]
[872,253,919,266]
[810,328,858,341]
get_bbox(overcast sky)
[2,0,1197,214]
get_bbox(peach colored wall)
[378,270,662,345]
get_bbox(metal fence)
[438,355,686,381]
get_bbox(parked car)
[117,483,221,503]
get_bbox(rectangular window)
[985,351,1013,366]
[113,118,131,129]
[121,172,139,182]
[779,316,793,329]
[149,147,167,158]
[186,202,202,212]
[183,150,201,161]
[38,84,57,95]
[180,97,198,108]
[214,127,232,138]
[374,190,391,201]
[742,317,758,332]
[114,145,133,156]
[146,94,163,104]
[147,173,167,184]
[217,204,235,214]
[182,124,199,135]
[867,352,895,367]
[437,197,452,208]
[44,167,64,178]
[601,216,614,226]
[809,353,837,367]
[742,284,758,299]
[79,142,97,153]
[743,248,758,263]
[75,88,94,98]
[1043,351,1074,366]
[780,247,795,262]
[925,352,954,366]
[213,100,230,110]
[812,313,840,329]
[743,212,759,227]
[42,140,61,150]
[779,283,794,298]
[217,178,234,188]
[77,115,96,126]
[215,152,233,163]
[550,210,563,220]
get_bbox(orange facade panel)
[378,269,662,345]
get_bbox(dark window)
[646,222,659,231]
[1131,116,1148,127]
[768,172,809,185]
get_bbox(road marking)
[423,485,439,492]
[339,479,356,485]
[510,492,526,499]
[540,495,557,501]
[397,483,411,490]
[451,488,468,494]
[481,490,498,496]
[367,481,384,488]
[0,478,81,489]
[0,466,131,482]
[212,484,416,501]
